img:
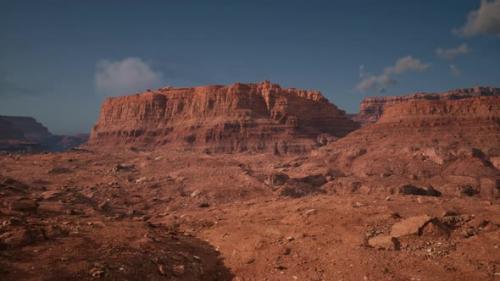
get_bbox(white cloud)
[449,64,462,76]
[435,43,469,60]
[456,0,500,36]
[355,74,396,93]
[383,56,430,75]
[95,57,163,96]
[356,56,430,93]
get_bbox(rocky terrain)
[294,92,500,199]
[0,116,88,152]
[89,81,358,154]
[1,85,499,281]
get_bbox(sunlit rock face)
[89,81,359,153]
[297,88,500,199]
[353,87,500,125]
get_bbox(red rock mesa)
[353,86,500,125]
[89,81,359,153]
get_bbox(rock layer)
[292,88,500,198]
[353,87,500,125]
[89,81,358,153]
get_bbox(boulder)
[368,235,400,250]
[456,185,479,197]
[490,156,500,170]
[266,173,289,187]
[8,198,39,213]
[279,175,327,198]
[114,163,135,172]
[420,220,450,237]
[398,185,441,197]
[479,177,499,199]
[390,215,433,238]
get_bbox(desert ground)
[1,148,498,281]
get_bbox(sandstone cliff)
[353,87,500,125]
[89,81,359,153]
[290,88,500,198]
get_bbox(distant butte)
[353,86,500,125]
[88,81,359,153]
[0,115,88,152]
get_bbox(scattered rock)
[390,212,401,219]
[198,202,210,208]
[368,235,400,250]
[40,190,63,200]
[352,201,365,208]
[190,189,201,197]
[390,215,433,238]
[456,185,479,197]
[279,176,327,198]
[440,214,470,228]
[420,220,450,237]
[43,224,70,239]
[98,201,110,211]
[9,198,39,212]
[462,227,478,238]
[38,202,67,214]
[89,265,105,278]
[114,163,135,172]
[158,264,167,275]
[0,228,35,248]
[135,177,148,183]
[441,210,460,217]
[303,209,318,216]
[490,156,500,169]
[398,185,441,197]
[282,247,291,255]
[172,264,185,276]
[266,172,289,188]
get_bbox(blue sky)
[1,0,499,134]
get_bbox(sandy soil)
[0,149,499,280]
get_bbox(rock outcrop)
[0,116,51,142]
[89,81,359,153]
[291,87,500,198]
[353,87,500,125]
[0,116,88,152]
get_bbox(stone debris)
[390,215,433,238]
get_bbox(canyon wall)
[353,87,500,125]
[89,81,359,153]
[296,89,500,198]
